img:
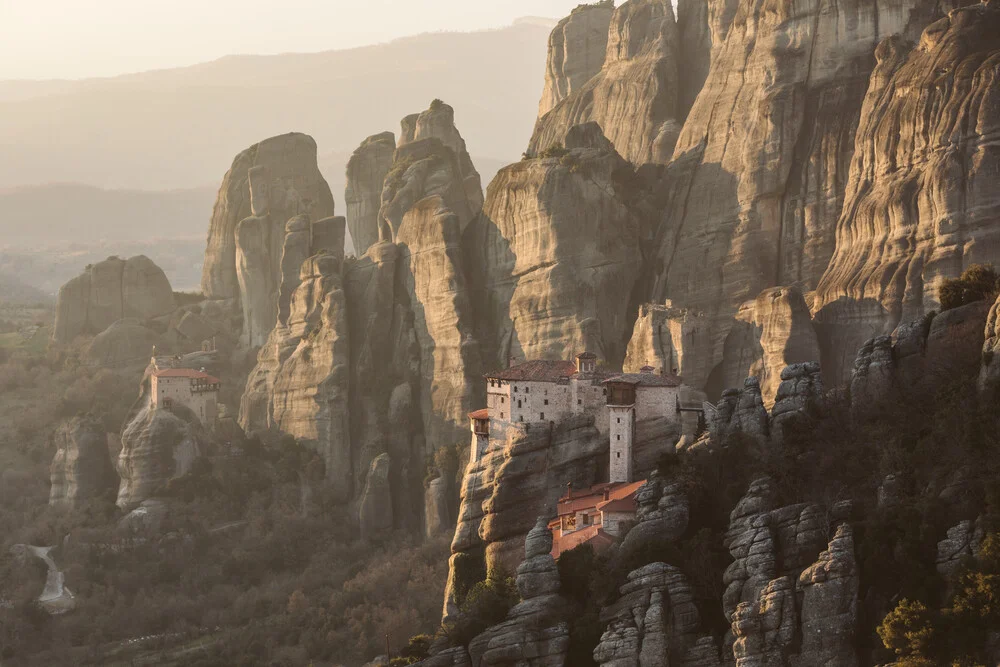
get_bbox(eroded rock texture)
[710,378,770,444]
[980,293,1000,394]
[53,255,175,344]
[474,123,644,368]
[796,524,860,667]
[624,301,708,376]
[201,133,335,304]
[530,0,682,167]
[815,4,1000,383]
[83,319,165,368]
[770,362,824,443]
[117,401,206,511]
[645,0,964,392]
[49,416,118,508]
[537,2,614,118]
[346,131,396,257]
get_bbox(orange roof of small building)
[468,409,489,420]
[597,497,638,513]
[153,368,220,383]
[556,479,645,516]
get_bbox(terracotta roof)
[468,409,489,420]
[486,359,578,382]
[576,352,597,360]
[551,525,617,558]
[602,373,681,387]
[557,480,645,516]
[597,497,638,513]
[153,368,220,383]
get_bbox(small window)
[501,397,505,404]
[617,452,621,459]
[617,417,621,424]
[540,412,545,420]
[501,412,504,419]
[603,389,607,396]
[617,435,621,441]
[519,415,524,422]
[514,385,518,393]
[518,400,522,408]
[544,399,549,406]
[525,386,530,394]
[578,399,582,406]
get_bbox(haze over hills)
[0,20,555,192]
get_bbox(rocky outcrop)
[474,123,644,368]
[424,476,454,538]
[53,255,175,344]
[815,5,1000,383]
[346,132,396,256]
[359,453,394,541]
[936,518,985,578]
[594,562,702,666]
[618,477,689,560]
[530,0,682,167]
[676,0,711,116]
[731,576,798,667]
[624,301,707,376]
[201,133,336,306]
[850,301,991,414]
[84,319,164,368]
[796,524,859,667]
[537,2,614,118]
[393,101,483,233]
[117,400,206,511]
[49,416,118,508]
[467,519,570,666]
[980,294,1000,394]
[710,378,770,443]
[770,362,824,443]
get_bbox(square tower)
[604,379,637,484]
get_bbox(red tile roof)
[551,525,617,558]
[597,497,638,513]
[486,359,578,382]
[468,409,489,420]
[556,480,645,516]
[153,368,220,383]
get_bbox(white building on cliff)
[151,368,220,424]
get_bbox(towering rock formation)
[474,123,645,368]
[643,0,966,392]
[200,133,335,346]
[537,1,614,117]
[815,3,1000,382]
[393,101,484,232]
[49,416,118,508]
[529,0,682,167]
[345,131,396,257]
[676,0,712,116]
[53,255,175,344]
[624,301,707,377]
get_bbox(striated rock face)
[201,133,336,305]
[624,301,707,376]
[815,4,1000,383]
[424,476,454,539]
[676,0,711,116]
[466,518,570,667]
[53,255,175,344]
[796,524,859,667]
[618,477,689,560]
[594,562,702,666]
[346,131,396,257]
[359,453,394,541]
[240,232,352,500]
[530,0,681,167]
[474,123,644,368]
[393,101,484,232]
[117,401,206,511]
[731,576,798,667]
[537,2,614,118]
[645,0,963,393]
[49,416,118,508]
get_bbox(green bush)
[443,574,519,648]
[939,264,999,311]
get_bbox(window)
[617,417,621,424]
[525,386,530,394]
[501,397,505,404]
[514,385,518,393]
[603,389,607,396]
[617,452,621,458]
[617,435,621,441]
[519,415,524,422]
[501,412,504,419]
[540,412,545,420]
[518,400,522,408]
[582,514,591,526]
[544,399,549,406]
[578,399,582,406]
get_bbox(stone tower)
[605,379,637,484]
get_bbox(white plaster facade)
[609,404,635,484]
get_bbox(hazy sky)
[0,0,595,80]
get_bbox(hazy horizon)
[0,1,589,81]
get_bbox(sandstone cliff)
[346,131,396,256]
[49,416,118,508]
[537,2,614,118]
[200,133,335,347]
[815,3,1000,382]
[641,0,968,393]
[53,255,175,344]
[529,0,683,167]
[473,123,645,369]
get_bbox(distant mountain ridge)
[0,21,553,192]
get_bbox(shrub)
[878,599,935,659]
[540,143,569,159]
[443,574,519,647]
[939,264,999,311]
